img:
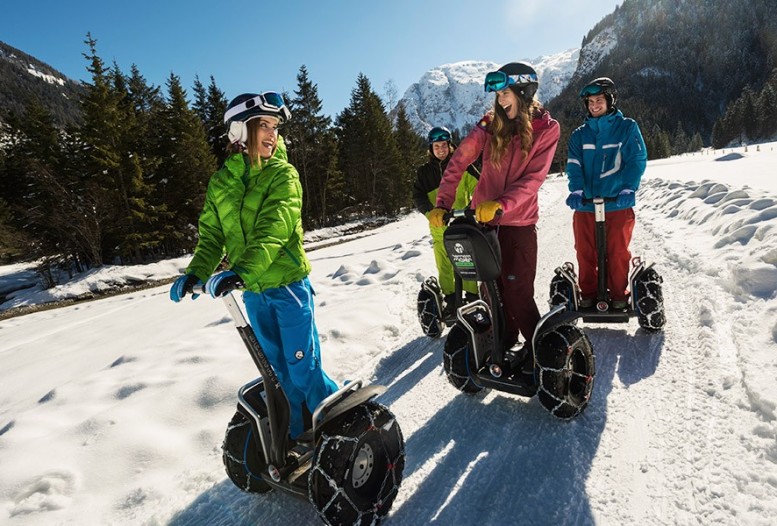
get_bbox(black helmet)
[483,62,539,102]
[427,126,452,145]
[224,91,291,144]
[579,77,617,111]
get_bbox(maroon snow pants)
[572,208,635,301]
[497,224,541,350]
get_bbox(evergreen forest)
[0,36,426,273]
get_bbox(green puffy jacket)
[186,138,311,292]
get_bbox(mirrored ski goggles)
[579,84,605,97]
[223,91,291,123]
[484,70,538,92]
[428,128,451,143]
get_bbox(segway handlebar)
[190,281,245,297]
[442,207,502,224]
[582,196,617,205]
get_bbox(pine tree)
[672,122,689,155]
[76,33,133,265]
[336,74,404,216]
[193,75,228,165]
[688,132,704,152]
[152,73,216,253]
[0,99,63,261]
[393,101,425,209]
[756,81,777,139]
[741,87,759,141]
[285,65,335,227]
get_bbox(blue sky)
[1,0,622,117]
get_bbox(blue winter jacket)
[566,109,647,212]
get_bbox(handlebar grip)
[582,196,617,205]
[443,208,478,223]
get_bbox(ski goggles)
[484,70,539,92]
[428,128,451,143]
[579,84,606,97]
[223,91,291,124]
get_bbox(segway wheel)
[222,411,272,493]
[535,324,595,419]
[443,324,484,394]
[417,286,443,338]
[634,267,665,331]
[309,401,405,525]
[549,274,575,310]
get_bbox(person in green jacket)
[413,126,479,318]
[169,92,338,440]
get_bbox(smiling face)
[431,141,449,161]
[252,116,280,159]
[586,93,608,118]
[496,88,520,120]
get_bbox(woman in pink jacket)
[429,62,560,354]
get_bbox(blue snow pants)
[242,277,338,439]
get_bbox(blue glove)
[565,191,584,210]
[615,189,635,208]
[205,271,244,298]
[170,274,202,303]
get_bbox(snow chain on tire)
[634,267,665,331]
[549,274,575,309]
[535,324,595,419]
[222,411,272,493]
[417,285,443,338]
[308,401,405,526]
[443,324,484,394]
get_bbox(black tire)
[535,324,595,419]
[549,274,575,309]
[417,287,443,338]
[443,324,484,394]
[309,401,405,525]
[222,411,272,493]
[634,267,665,331]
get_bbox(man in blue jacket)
[565,77,647,309]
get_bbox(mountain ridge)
[0,40,82,127]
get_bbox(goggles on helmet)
[484,70,538,93]
[428,128,452,143]
[223,91,291,124]
[579,84,606,98]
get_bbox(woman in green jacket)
[170,92,338,440]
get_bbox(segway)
[440,209,596,419]
[193,284,405,525]
[549,197,666,331]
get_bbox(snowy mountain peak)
[398,49,579,136]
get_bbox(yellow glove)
[475,201,502,223]
[428,207,447,228]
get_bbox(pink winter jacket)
[436,109,560,227]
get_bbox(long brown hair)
[245,118,268,166]
[225,118,275,166]
[489,90,541,169]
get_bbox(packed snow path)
[1,165,776,525]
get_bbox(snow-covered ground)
[1,142,776,525]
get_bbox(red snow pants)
[497,225,541,350]
[572,208,635,301]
